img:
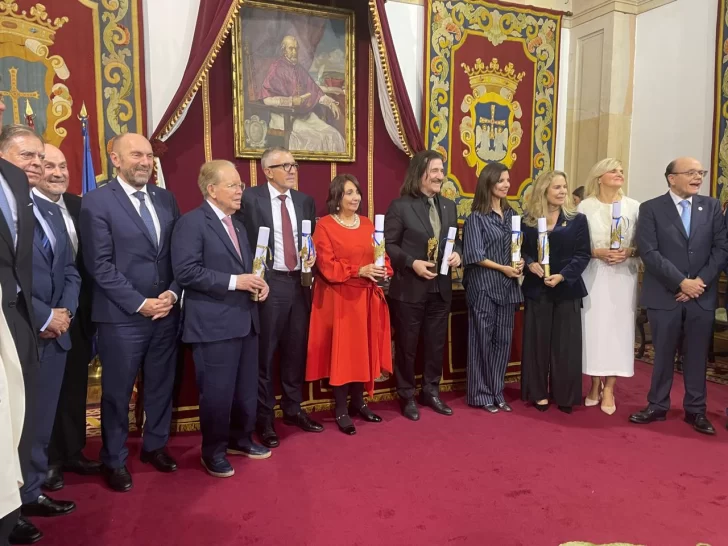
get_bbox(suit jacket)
[521,212,590,301]
[384,194,463,304]
[172,201,259,344]
[31,197,81,351]
[238,183,316,269]
[63,192,95,339]
[79,179,181,323]
[637,192,728,311]
[0,159,37,370]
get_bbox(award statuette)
[251,226,270,301]
[537,217,550,277]
[300,220,314,287]
[511,215,523,268]
[610,201,622,250]
[373,214,386,267]
[439,226,457,275]
[426,237,439,273]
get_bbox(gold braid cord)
[155,0,244,141]
[368,0,414,158]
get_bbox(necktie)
[0,186,16,247]
[278,195,297,270]
[427,197,441,257]
[222,216,242,260]
[35,219,53,262]
[133,191,158,248]
[679,199,691,236]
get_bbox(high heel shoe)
[335,414,356,435]
[600,386,616,415]
[534,402,550,412]
[585,380,604,407]
[350,404,382,423]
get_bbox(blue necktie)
[34,217,53,262]
[0,186,16,247]
[133,191,158,248]
[679,200,691,237]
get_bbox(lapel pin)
[561,221,567,226]
[698,206,703,211]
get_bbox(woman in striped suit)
[463,163,524,413]
[520,170,591,413]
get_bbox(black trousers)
[647,302,713,414]
[49,312,95,466]
[257,272,310,422]
[0,508,19,546]
[391,293,450,400]
[521,295,582,407]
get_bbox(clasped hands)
[359,263,387,282]
[527,261,564,288]
[594,248,629,265]
[502,259,525,279]
[40,308,72,339]
[675,277,706,302]
[139,291,177,320]
[412,252,461,280]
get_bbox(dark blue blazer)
[522,212,590,301]
[171,201,259,344]
[79,179,180,323]
[31,197,81,351]
[637,192,728,311]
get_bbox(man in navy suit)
[80,133,180,492]
[172,160,270,478]
[630,157,728,435]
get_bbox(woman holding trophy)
[305,174,393,435]
[578,159,640,415]
[462,163,524,413]
[520,171,591,413]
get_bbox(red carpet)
[35,361,728,546]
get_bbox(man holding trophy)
[385,150,462,421]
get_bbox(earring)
[336,206,340,211]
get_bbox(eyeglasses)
[671,170,708,178]
[223,183,245,191]
[267,163,299,172]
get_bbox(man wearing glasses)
[631,157,728,435]
[239,147,323,448]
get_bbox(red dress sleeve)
[312,222,360,283]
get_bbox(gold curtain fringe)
[368,0,414,158]
[156,0,244,141]
[367,46,375,220]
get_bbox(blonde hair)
[198,160,236,197]
[523,170,576,227]
[584,158,625,199]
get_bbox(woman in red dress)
[306,174,393,435]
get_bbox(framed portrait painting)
[231,0,355,162]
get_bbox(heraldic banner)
[0,0,147,192]
[712,0,728,202]
[424,0,563,218]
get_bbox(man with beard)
[0,123,40,544]
[384,150,462,421]
[80,133,181,492]
[34,144,102,492]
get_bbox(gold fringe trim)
[250,159,258,187]
[202,77,212,162]
[155,0,244,141]
[368,0,414,158]
[330,162,337,181]
[367,46,375,221]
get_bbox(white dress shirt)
[32,188,78,257]
[669,190,692,218]
[0,171,18,249]
[267,182,299,271]
[206,200,240,291]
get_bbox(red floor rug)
[34,361,728,546]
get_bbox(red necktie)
[278,195,297,270]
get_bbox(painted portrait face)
[282,36,299,64]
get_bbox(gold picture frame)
[231,0,355,162]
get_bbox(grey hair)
[260,146,291,169]
[198,159,236,198]
[0,124,44,153]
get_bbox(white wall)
[629,0,718,203]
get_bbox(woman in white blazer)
[0,282,25,545]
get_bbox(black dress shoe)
[283,411,324,433]
[483,404,499,413]
[400,398,420,421]
[62,454,102,475]
[140,449,178,473]
[335,414,356,435]
[534,402,550,412]
[350,404,382,422]
[418,393,453,416]
[21,494,75,518]
[43,467,64,491]
[9,517,42,545]
[101,465,132,492]
[629,407,667,424]
[497,402,513,412]
[558,405,572,414]
[685,413,716,435]
[256,422,280,448]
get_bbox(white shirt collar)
[206,199,229,221]
[117,176,148,197]
[267,182,291,201]
[669,190,692,206]
[32,187,66,209]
